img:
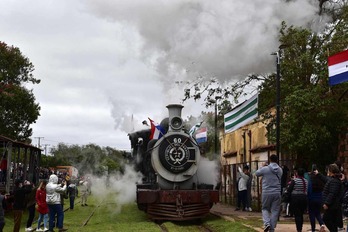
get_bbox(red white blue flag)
[328,49,348,86]
[195,127,207,144]
[148,118,166,140]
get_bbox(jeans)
[308,199,324,231]
[37,213,49,229]
[48,204,64,230]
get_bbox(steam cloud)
[84,0,320,86]
[196,157,220,188]
[81,0,324,133]
[88,165,143,213]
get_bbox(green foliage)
[46,143,126,176]
[0,41,40,141]
[182,4,348,167]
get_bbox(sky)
[0,0,323,152]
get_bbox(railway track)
[156,218,215,232]
[60,196,240,232]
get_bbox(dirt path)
[210,203,328,232]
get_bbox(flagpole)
[214,102,218,155]
[276,50,280,161]
[274,44,289,162]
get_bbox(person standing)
[0,192,6,232]
[320,164,343,232]
[46,174,68,232]
[36,180,49,232]
[235,165,250,211]
[25,181,37,232]
[255,154,283,232]
[67,181,77,210]
[0,154,7,184]
[342,171,348,232]
[79,178,89,206]
[246,165,253,212]
[12,180,31,232]
[287,168,308,232]
[308,166,325,232]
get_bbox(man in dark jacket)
[12,180,31,232]
[67,182,77,210]
[321,164,343,232]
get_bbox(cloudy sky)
[0,0,321,152]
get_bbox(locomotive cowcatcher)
[128,104,219,221]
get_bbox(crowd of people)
[0,172,91,232]
[251,155,348,232]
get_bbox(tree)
[48,143,125,176]
[182,3,348,166]
[0,41,40,142]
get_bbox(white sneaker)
[43,228,49,232]
[36,229,43,232]
[248,207,252,212]
[25,228,34,232]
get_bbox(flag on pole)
[224,94,258,133]
[328,49,348,86]
[189,121,203,137]
[195,127,207,144]
[148,118,166,140]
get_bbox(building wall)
[221,120,273,165]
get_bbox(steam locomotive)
[128,104,219,221]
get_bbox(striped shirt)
[291,177,308,195]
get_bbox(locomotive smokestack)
[166,104,184,132]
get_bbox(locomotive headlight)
[170,116,183,130]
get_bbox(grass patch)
[203,215,258,232]
[4,190,259,231]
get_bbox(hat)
[243,165,250,170]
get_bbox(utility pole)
[42,144,50,156]
[34,137,44,148]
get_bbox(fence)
[220,159,295,211]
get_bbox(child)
[36,180,49,231]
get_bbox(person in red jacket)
[36,180,49,232]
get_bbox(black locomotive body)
[128,104,219,221]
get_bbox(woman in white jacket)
[46,174,67,232]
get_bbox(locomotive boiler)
[128,104,219,221]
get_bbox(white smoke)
[83,0,320,86]
[196,157,220,188]
[81,0,327,137]
[88,165,143,213]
